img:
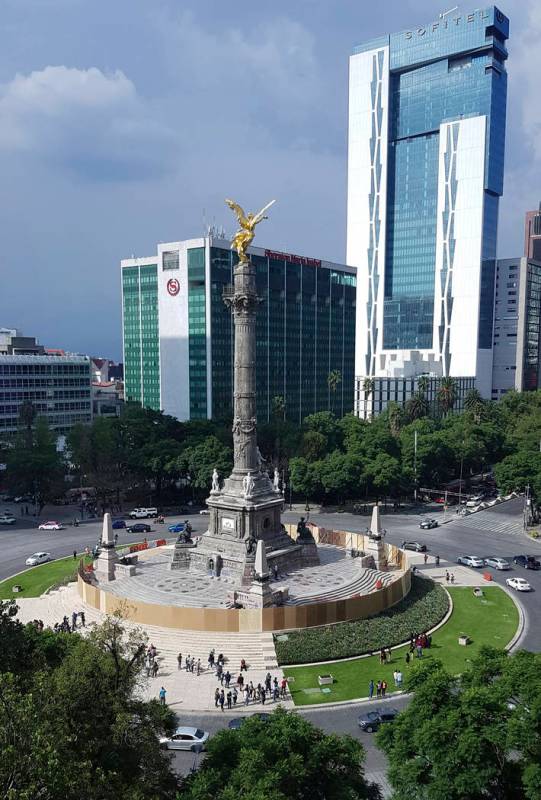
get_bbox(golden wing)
[252,199,276,225]
[225,198,248,228]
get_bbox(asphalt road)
[3,497,541,785]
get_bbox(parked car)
[358,707,400,732]
[401,541,427,552]
[14,495,32,503]
[466,500,481,509]
[199,509,210,515]
[129,507,158,519]
[159,727,209,751]
[0,514,16,525]
[457,555,484,568]
[506,576,532,592]
[38,521,64,531]
[513,555,541,570]
[126,523,151,534]
[168,523,185,533]
[112,519,126,529]
[26,551,52,566]
[419,518,438,530]
[484,557,510,571]
[434,497,445,504]
[228,713,271,730]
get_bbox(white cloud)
[0,66,174,179]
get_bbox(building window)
[162,251,180,271]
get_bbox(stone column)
[229,258,259,475]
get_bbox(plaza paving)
[102,544,395,608]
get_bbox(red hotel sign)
[167,278,180,296]
[264,249,321,268]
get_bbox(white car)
[129,507,157,519]
[457,555,484,568]
[26,551,52,566]
[199,509,210,515]
[484,557,510,571]
[506,577,532,592]
[38,521,64,531]
[0,515,16,525]
[159,726,209,751]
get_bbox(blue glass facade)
[360,7,509,351]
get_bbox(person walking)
[280,678,287,698]
[393,669,399,687]
[71,611,77,630]
[225,670,231,688]
[177,652,182,670]
[214,688,220,708]
[435,555,440,566]
[219,689,225,712]
[261,688,266,705]
[244,687,250,706]
[208,649,215,669]
[226,691,232,710]
[185,654,191,672]
[405,651,411,665]
[273,685,279,702]
[381,680,387,698]
[368,679,374,699]
[79,611,86,627]
[196,659,201,676]
[451,573,455,584]
[396,670,403,690]
[237,673,244,690]
[240,658,247,672]
[159,686,166,706]
[190,658,195,674]
[73,550,77,560]
[445,570,450,583]
[232,687,238,705]
[152,660,159,678]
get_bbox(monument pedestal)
[94,513,118,582]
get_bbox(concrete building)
[347,6,509,417]
[524,204,541,261]
[0,329,92,435]
[492,257,541,400]
[121,237,356,423]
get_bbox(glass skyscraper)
[121,238,356,423]
[347,6,509,417]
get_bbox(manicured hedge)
[274,576,449,665]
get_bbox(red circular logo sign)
[167,278,180,296]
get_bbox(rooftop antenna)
[439,6,458,18]
[202,207,207,237]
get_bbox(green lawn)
[284,586,519,706]
[0,555,93,600]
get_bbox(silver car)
[484,557,510,571]
[457,555,484,568]
[159,726,209,751]
[26,551,52,566]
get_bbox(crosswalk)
[449,508,524,537]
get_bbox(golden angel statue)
[225,198,276,262]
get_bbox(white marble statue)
[243,473,255,498]
[273,468,281,493]
[211,468,220,493]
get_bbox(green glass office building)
[121,238,356,423]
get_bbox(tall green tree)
[378,649,541,800]
[175,435,233,493]
[6,416,66,511]
[327,369,342,414]
[436,377,457,416]
[181,708,381,800]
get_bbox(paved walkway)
[408,552,498,586]
[13,583,292,712]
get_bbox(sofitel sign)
[405,9,493,39]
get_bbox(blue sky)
[0,0,538,359]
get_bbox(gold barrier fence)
[77,524,411,633]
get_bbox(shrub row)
[274,576,449,665]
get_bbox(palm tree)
[387,403,403,437]
[271,395,286,421]
[362,377,375,398]
[405,392,429,421]
[464,388,485,422]
[417,375,430,398]
[437,377,456,416]
[327,370,342,414]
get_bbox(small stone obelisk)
[94,512,118,582]
[247,539,273,607]
[365,505,387,570]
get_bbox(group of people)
[445,571,456,584]
[52,610,86,634]
[214,672,288,710]
[177,653,202,676]
[145,643,160,678]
